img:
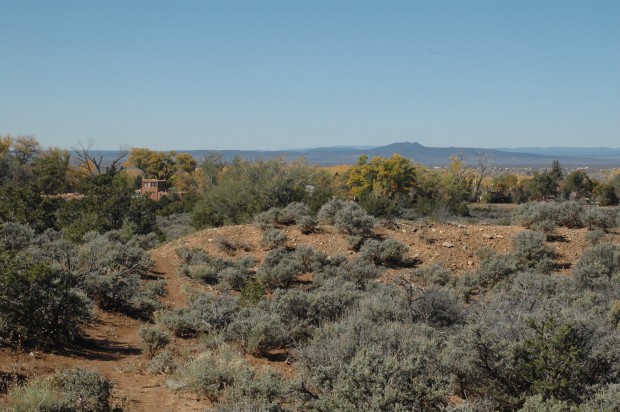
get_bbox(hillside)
[2,208,618,410]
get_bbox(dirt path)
[0,249,206,411]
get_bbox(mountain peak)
[383,141,425,149]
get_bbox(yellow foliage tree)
[346,153,417,199]
[0,135,12,157]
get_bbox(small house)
[138,179,170,201]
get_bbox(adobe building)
[138,179,170,201]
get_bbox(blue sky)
[1,0,618,150]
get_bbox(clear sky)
[1,0,619,151]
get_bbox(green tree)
[518,317,585,401]
[561,170,594,200]
[0,184,60,232]
[0,253,92,345]
[127,148,178,180]
[0,135,12,157]
[193,157,328,228]
[12,135,40,165]
[524,171,558,200]
[593,183,619,206]
[31,147,72,194]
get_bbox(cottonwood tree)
[0,135,12,157]
[127,148,177,180]
[346,154,417,199]
[12,136,40,165]
[74,140,128,177]
[32,147,72,194]
[472,151,495,202]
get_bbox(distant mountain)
[496,147,620,157]
[93,142,620,168]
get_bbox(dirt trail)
[0,249,206,412]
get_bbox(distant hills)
[177,142,620,168]
[495,147,620,158]
[97,142,620,168]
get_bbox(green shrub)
[218,367,287,411]
[412,264,452,287]
[0,221,34,251]
[254,207,280,226]
[214,235,240,256]
[168,344,244,399]
[169,344,287,408]
[446,272,620,409]
[239,281,265,306]
[296,317,449,411]
[531,219,557,240]
[555,201,585,228]
[583,208,614,230]
[359,238,409,267]
[52,368,112,412]
[512,201,553,228]
[579,383,620,411]
[584,229,606,245]
[513,201,586,229]
[7,368,113,412]
[157,292,239,338]
[83,271,161,319]
[333,202,375,237]
[317,198,347,225]
[410,287,464,327]
[175,246,210,265]
[359,193,401,218]
[147,349,177,374]
[297,215,317,234]
[475,248,518,288]
[519,395,571,412]
[572,244,620,289]
[260,228,288,250]
[292,244,316,272]
[256,250,304,289]
[227,307,290,354]
[309,250,346,274]
[188,292,239,331]
[0,257,92,345]
[218,267,249,291]
[156,308,201,338]
[270,278,362,339]
[78,230,153,276]
[139,325,170,357]
[609,300,620,327]
[511,231,555,273]
[337,257,383,289]
[5,376,62,412]
[278,202,309,224]
[156,213,194,241]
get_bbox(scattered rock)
[467,260,474,265]
[494,235,504,239]
[442,242,454,248]
[482,234,493,239]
